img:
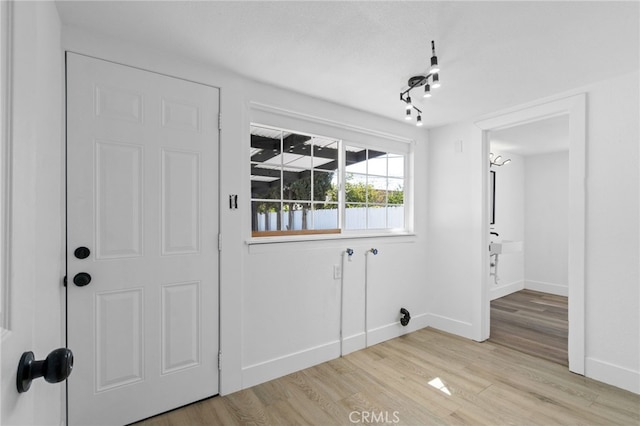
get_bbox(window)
[250,126,340,236]
[250,124,408,237]
[344,146,404,230]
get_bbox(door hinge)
[218,113,222,130]
[218,234,222,251]
[218,351,222,371]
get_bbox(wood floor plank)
[135,326,638,426]
[490,289,568,366]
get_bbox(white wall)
[241,80,430,388]
[427,70,640,393]
[1,2,64,425]
[583,71,639,393]
[524,151,569,295]
[488,150,525,299]
[426,123,485,340]
[242,237,429,387]
[60,24,431,396]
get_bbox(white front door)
[66,53,219,425]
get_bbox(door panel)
[66,53,219,425]
[95,140,143,259]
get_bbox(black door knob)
[17,348,74,393]
[73,272,91,287]
[74,246,90,259]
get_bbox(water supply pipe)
[339,248,354,356]
[364,248,378,348]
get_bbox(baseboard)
[241,314,431,389]
[425,313,475,340]
[342,332,366,356]
[585,357,640,394]
[366,312,430,347]
[525,280,568,296]
[490,280,525,300]
[241,340,339,389]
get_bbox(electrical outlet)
[333,264,341,280]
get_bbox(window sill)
[247,230,416,245]
[251,229,341,238]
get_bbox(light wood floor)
[135,327,639,425]
[490,289,568,366]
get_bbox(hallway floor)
[490,289,568,366]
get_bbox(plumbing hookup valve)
[400,308,411,326]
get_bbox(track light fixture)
[400,40,441,126]
[490,153,511,167]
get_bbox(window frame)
[250,123,413,242]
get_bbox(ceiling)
[489,115,569,157]
[55,1,639,128]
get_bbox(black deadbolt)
[17,348,74,393]
[74,246,90,259]
[73,272,91,287]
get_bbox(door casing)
[476,93,586,374]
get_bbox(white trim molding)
[241,340,339,389]
[366,313,430,348]
[0,0,14,333]
[476,93,586,375]
[524,280,568,297]
[426,313,475,340]
[241,315,431,390]
[489,280,525,301]
[585,357,640,395]
[249,101,415,145]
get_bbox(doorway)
[486,114,570,365]
[491,289,568,365]
[66,53,220,425]
[476,94,586,375]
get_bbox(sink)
[490,240,523,255]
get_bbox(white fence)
[255,206,404,231]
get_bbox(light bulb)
[423,84,432,98]
[432,73,441,88]
[430,57,440,74]
[405,96,412,110]
[405,109,412,120]
[416,115,423,126]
